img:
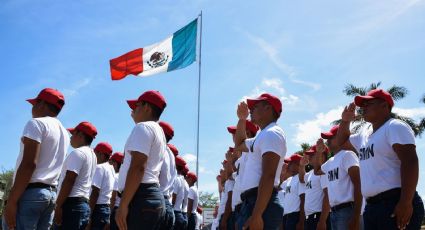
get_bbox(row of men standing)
[2,88,203,230]
[211,89,424,230]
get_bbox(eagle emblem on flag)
[147,52,169,68]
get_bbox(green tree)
[0,168,14,215]
[333,82,422,136]
[418,94,425,136]
[198,191,219,208]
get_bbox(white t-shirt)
[118,121,166,191]
[349,119,415,198]
[172,175,184,211]
[195,212,203,230]
[59,146,97,199]
[240,122,287,192]
[92,163,116,204]
[232,152,248,210]
[303,171,328,216]
[113,173,121,207]
[188,186,199,213]
[282,175,305,214]
[278,189,285,213]
[159,146,177,197]
[13,117,70,186]
[217,190,228,218]
[181,176,189,212]
[321,150,359,207]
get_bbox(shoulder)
[261,124,286,139]
[387,118,413,131]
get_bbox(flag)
[110,19,198,80]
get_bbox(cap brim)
[354,95,374,107]
[126,100,138,110]
[304,151,315,156]
[283,158,290,163]
[320,132,335,139]
[67,128,75,134]
[26,98,37,105]
[246,98,266,110]
[227,126,236,134]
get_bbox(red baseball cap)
[182,165,189,175]
[247,93,282,116]
[354,89,394,108]
[197,206,203,214]
[228,147,234,152]
[127,90,167,110]
[175,156,187,167]
[94,142,113,156]
[27,88,65,110]
[110,152,124,164]
[283,157,291,163]
[67,121,98,138]
[321,125,339,139]
[287,154,302,162]
[167,143,179,156]
[304,145,329,156]
[226,120,259,135]
[227,126,236,134]
[159,121,174,139]
[186,171,198,182]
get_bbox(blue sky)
[1,0,425,198]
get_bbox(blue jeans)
[174,211,186,230]
[54,197,90,230]
[330,205,364,230]
[160,198,175,230]
[187,213,197,230]
[364,191,424,230]
[15,187,57,230]
[304,212,331,230]
[127,183,165,230]
[236,191,283,230]
[284,212,300,230]
[91,204,110,230]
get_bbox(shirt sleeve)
[387,120,415,146]
[244,138,255,153]
[257,130,285,157]
[113,176,119,191]
[92,165,103,189]
[298,179,305,195]
[188,187,196,199]
[349,131,363,153]
[126,124,154,157]
[22,119,44,143]
[64,150,84,175]
[342,151,359,172]
[320,174,328,189]
[172,178,180,195]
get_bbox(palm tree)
[418,94,425,136]
[333,82,422,136]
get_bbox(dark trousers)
[304,212,331,230]
[54,197,90,230]
[187,213,197,230]
[364,191,424,230]
[236,190,283,230]
[110,206,118,230]
[91,204,110,230]
[284,212,300,230]
[160,198,175,230]
[127,183,165,230]
[173,210,187,230]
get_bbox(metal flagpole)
[196,11,202,187]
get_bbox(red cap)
[94,142,113,156]
[321,125,339,139]
[175,156,187,167]
[27,88,65,109]
[354,89,394,108]
[247,93,282,116]
[159,121,174,139]
[227,126,236,134]
[283,157,291,163]
[305,145,329,156]
[186,171,198,182]
[167,143,179,156]
[110,152,124,164]
[182,165,189,176]
[228,147,234,152]
[227,120,260,135]
[197,206,203,214]
[287,154,302,162]
[127,90,167,110]
[67,121,98,138]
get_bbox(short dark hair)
[78,131,94,145]
[39,99,62,116]
[165,135,172,143]
[142,101,164,120]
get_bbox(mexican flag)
[110,19,198,80]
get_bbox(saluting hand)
[342,102,356,122]
[237,102,249,120]
[300,155,309,167]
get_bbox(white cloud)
[393,107,425,121]
[292,107,344,145]
[244,33,321,91]
[62,78,92,97]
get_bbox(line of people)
[3,88,203,230]
[212,89,424,230]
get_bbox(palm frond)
[368,82,381,91]
[387,85,408,101]
[343,84,366,96]
[421,94,425,104]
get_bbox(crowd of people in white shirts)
[210,89,424,230]
[2,88,204,230]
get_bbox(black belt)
[331,201,353,212]
[66,197,89,204]
[26,182,56,191]
[305,212,321,220]
[366,188,401,204]
[117,183,159,198]
[240,187,278,201]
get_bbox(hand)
[115,205,129,230]
[53,206,63,226]
[4,200,17,229]
[348,216,359,230]
[316,219,326,230]
[391,200,413,229]
[242,214,263,230]
[316,138,326,154]
[237,102,249,120]
[342,103,356,122]
[300,155,309,167]
[296,220,304,230]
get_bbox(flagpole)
[196,11,202,187]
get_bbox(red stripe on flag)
[109,48,144,80]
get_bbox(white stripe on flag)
[139,36,173,77]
